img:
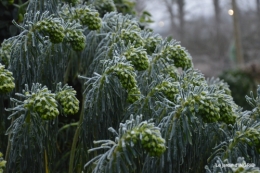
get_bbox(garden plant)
[0,0,260,173]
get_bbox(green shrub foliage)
[0,0,260,173]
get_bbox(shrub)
[0,0,260,173]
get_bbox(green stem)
[4,117,14,173]
[68,97,85,173]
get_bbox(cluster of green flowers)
[183,91,237,124]
[56,84,79,115]
[0,40,12,67]
[217,96,237,125]
[144,36,162,55]
[161,44,192,69]
[94,0,116,16]
[74,7,102,30]
[187,91,221,123]
[161,65,179,80]
[126,87,141,103]
[0,63,15,94]
[35,19,65,43]
[64,28,85,51]
[155,81,180,102]
[120,29,144,48]
[237,128,260,153]
[23,86,59,120]
[0,152,6,173]
[106,63,140,103]
[123,46,149,71]
[123,122,166,157]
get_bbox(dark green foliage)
[219,69,257,110]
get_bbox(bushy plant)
[0,0,260,173]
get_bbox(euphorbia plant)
[0,0,260,173]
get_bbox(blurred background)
[135,0,260,77]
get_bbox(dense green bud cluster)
[106,63,140,102]
[184,91,237,124]
[0,152,6,173]
[23,87,59,120]
[0,40,12,67]
[107,63,137,90]
[238,128,260,153]
[120,29,144,48]
[123,46,149,71]
[0,63,15,94]
[161,44,192,69]
[65,28,85,51]
[126,87,141,103]
[161,65,179,80]
[75,8,102,30]
[144,36,162,54]
[217,97,237,125]
[94,0,116,16]
[56,85,79,115]
[123,122,166,157]
[188,91,221,123]
[155,81,179,102]
[35,19,65,43]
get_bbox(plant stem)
[4,117,14,173]
[45,149,49,173]
[68,97,85,173]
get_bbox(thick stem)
[4,117,14,173]
[68,97,85,173]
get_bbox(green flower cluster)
[94,0,116,16]
[56,85,79,115]
[155,81,180,102]
[0,40,12,67]
[188,91,220,123]
[238,128,260,153]
[120,29,144,48]
[65,28,85,51]
[207,78,232,96]
[184,91,237,124]
[0,63,15,94]
[126,87,141,103]
[75,8,102,30]
[123,122,166,157]
[35,19,65,43]
[144,36,162,55]
[161,65,179,80]
[23,87,59,120]
[0,152,6,173]
[217,97,237,125]
[123,46,149,71]
[161,44,192,69]
[107,63,140,102]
